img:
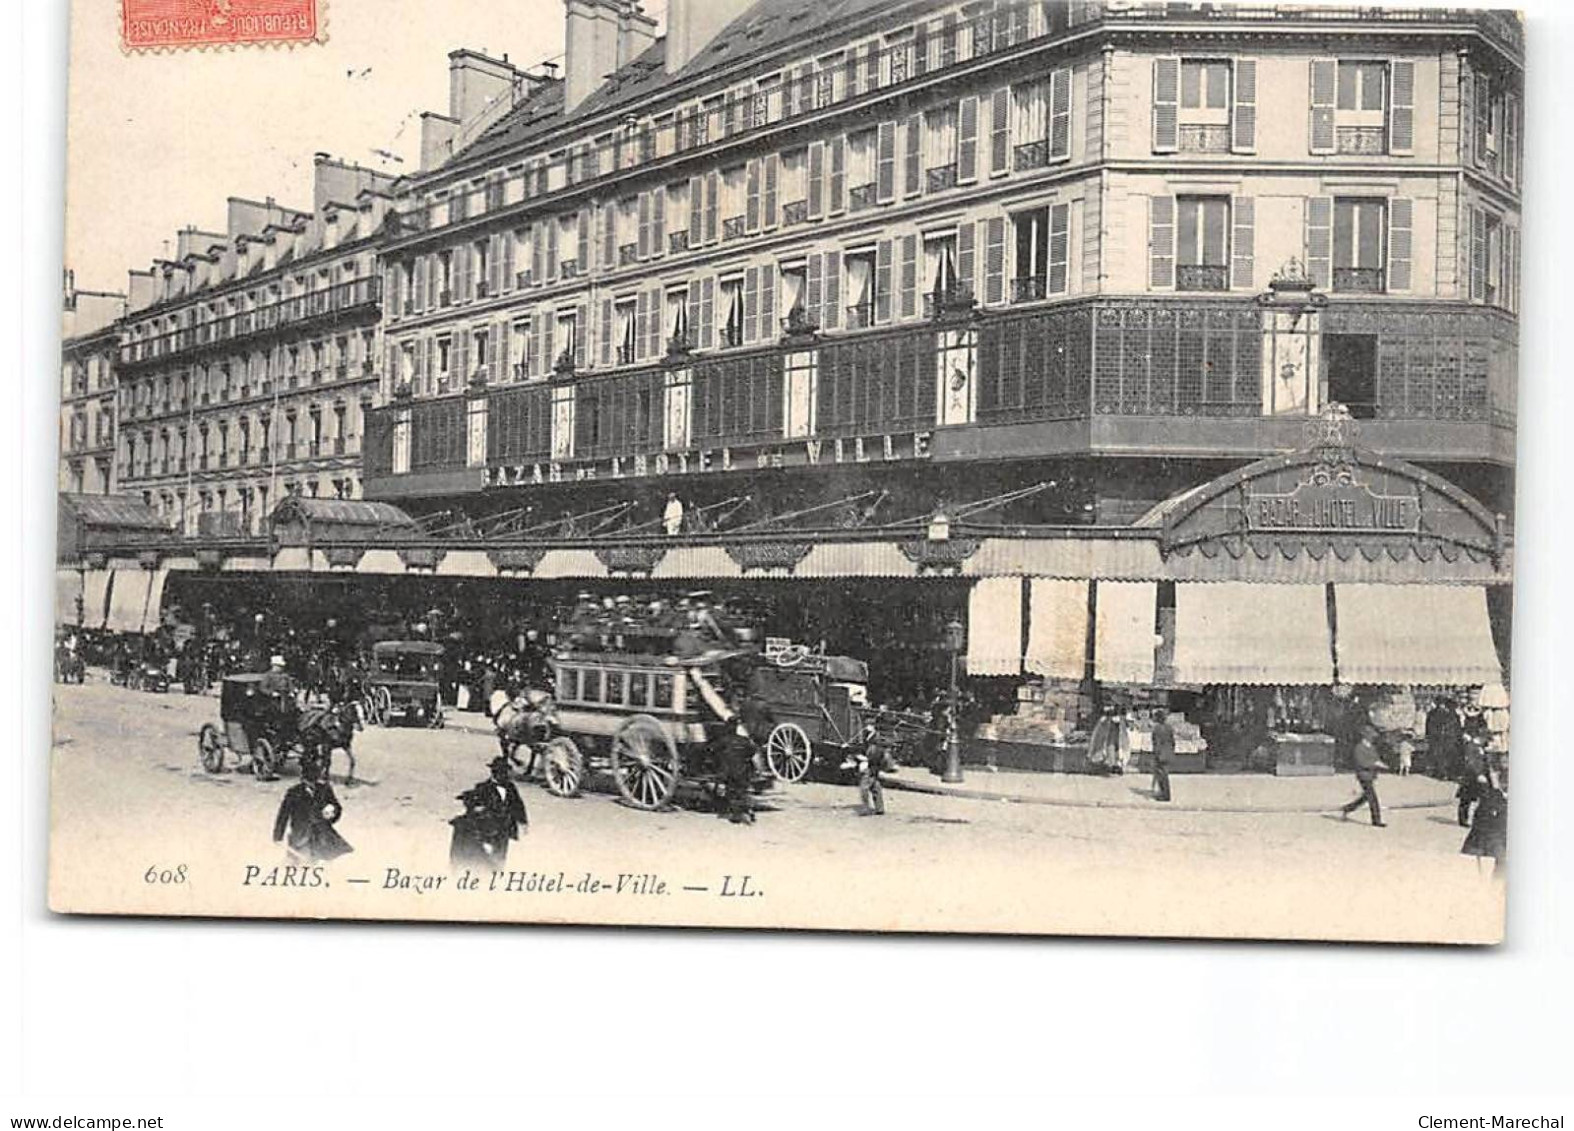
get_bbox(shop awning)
[1025,578,1089,680]
[1174,583,1334,686]
[105,569,153,633]
[966,576,1022,676]
[82,569,112,630]
[1094,581,1157,685]
[142,568,172,633]
[56,570,83,627]
[1334,584,1503,686]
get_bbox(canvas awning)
[1334,584,1503,686]
[56,570,84,627]
[1174,583,1334,686]
[142,568,172,633]
[1094,581,1157,685]
[966,576,1022,676]
[82,569,112,630]
[105,569,153,633]
[1025,578,1089,680]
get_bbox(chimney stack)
[563,0,623,115]
[665,0,754,75]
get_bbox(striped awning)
[966,577,1022,676]
[1025,578,1089,680]
[1334,584,1503,687]
[82,570,113,630]
[1174,583,1334,686]
[106,569,153,633]
[56,569,84,627]
[1094,581,1157,685]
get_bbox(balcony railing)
[1334,267,1386,294]
[617,343,638,365]
[1014,141,1049,171]
[927,166,959,193]
[722,216,747,241]
[782,200,809,227]
[515,270,532,290]
[559,260,579,280]
[1178,124,1231,154]
[1176,265,1230,292]
[1011,276,1048,303]
[1336,126,1388,155]
[848,183,878,212]
[669,230,690,254]
[619,243,640,267]
[846,302,876,330]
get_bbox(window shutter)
[412,257,426,313]
[1050,67,1072,161]
[746,159,762,232]
[453,332,468,385]
[1504,94,1519,185]
[689,175,703,242]
[542,315,556,375]
[1149,196,1175,288]
[1232,59,1257,154]
[532,225,545,288]
[581,209,595,273]
[1474,73,1490,171]
[764,153,779,227]
[699,278,715,349]
[1471,206,1487,301]
[808,141,826,219]
[686,280,701,347]
[491,319,505,384]
[491,234,505,295]
[705,171,720,243]
[574,304,588,369]
[1219,197,1253,291]
[502,234,516,292]
[823,250,842,330]
[876,239,893,323]
[599,298,613,367]
[529,312,543,378]
[1309,59,1337,155]
[877,121,897,203]
[761,266,776,341]
[1153,57,1180,153]
[547,220,559,280]
[1049,203,1070,294]
[636,291,650,361]
[984,217,1006,304]
[744,267,760,343]
[602,205,616,273]
[1459,68,1475,167]
[653,189,666,258]
[1388,197,1413,292]
[900,233,918,318]
[649,286,664,357]
[958,96,980,182]
[829,135,846,213]
[1389,60,1415,156]
[807,252,823,324]
[1305,196,1332,288]
[905,115,923,196]
[638,193,652,259]
[958,221,976,300]
[990,87,1011,175]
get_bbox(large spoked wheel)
[765,721,815,783]
[541,736,586,798]
[252,737,279,780]
[610,715,681,810]
[198,724,226,773]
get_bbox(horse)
[489,688,555,778]
[297,700,365,785]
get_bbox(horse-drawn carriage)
[364,640,445,728]
[197,674,360,781]
[747,644,876,783]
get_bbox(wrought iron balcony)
[476,280,491,299]
[846,302,876,329]
[669,230,690,254]
[559,260,579,280]
[1336,126,1388,155]
[439,289,453,307]
[617,344,638,365]
[1011,276,1049,303]
[516,270,532,289]
[782,200,809,226]
[619,243,640,267]
[1014,140,1049,171]
[1178,124,1231,153]
[927,166,958,193]
[848,183,878,212]
[1334,267,1386,294]
[1176,264,1230,292]
[722,216,747,241]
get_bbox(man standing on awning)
[1339,724,1388,828]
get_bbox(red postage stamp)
[121,0,322,52]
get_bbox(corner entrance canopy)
[270,497,420,544]
[57,494,173,560]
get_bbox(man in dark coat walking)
[1339,725,1387,827]
[454,755,529,868]
[1457,735,1490,827]
[272,752,353,862]
[1150,709,1174,803]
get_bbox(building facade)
[114,157,399,536]
[362,0,1520,531]
[60,271,126,496]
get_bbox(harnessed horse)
[297,700,364,785]
[489,688,555,777]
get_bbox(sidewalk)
[880,765,1456,814]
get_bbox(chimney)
[618,2,658,67]
[665,0,755,75]
[312,153,400,213]
[420,111,460,173]
[450,50,525,125]
[127,270,157,312]
[563,0,622,115]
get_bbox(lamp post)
[943,616,965,783]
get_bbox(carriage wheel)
[429,707,446,730]
[610,715,681,810]
[374,687,393,726]
[765,722,815,783]
[541,736,586,799]
[198,723,226,773]
[252,737,279,780]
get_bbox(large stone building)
[59,271,126,496]
[114,156,399,535]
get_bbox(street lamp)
[943,616,965,784]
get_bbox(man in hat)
[1426,696,1463,780]
[272,751,353,862]
[463,756,529,867]
[1149,708,1175,803]
[1339,724,1388,827]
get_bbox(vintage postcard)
[51,0,1519,942]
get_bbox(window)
[438,251,454,304]
[925,105,960,191]
[844,249,877,328]
[437,337,453,389]
[1336,60,1387,154]
[781,150,809,224]
[923,233,961,314]
[1180,59,1231,152]
[472,328,490,379]
[666,182,690,252]
[616,298,638,364]
[555,312,578,369]
[1325,334,1378,419]
[666,286,691,347]
[1011,206,1070,300]
[779,261,808,328]
[510,321,532,380]
[719,277,745,347]
[474,239,491,297]
[1176,196,1230,291]
[721,167,747,240]
[1333,198,1386,293]
[847,130,877,210]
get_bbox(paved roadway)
[48,680,1504,942]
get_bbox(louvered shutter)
[823,250,842,330]
[546,222,558,280]
[386,343,398,388]
[958,222,976,301]
[990,87,1011,175]
[1474,73,1490,171]
[1232,59,1257,154]
[1388,197,1413,292]
[744,267,759,343]
[1471,206,1487,301]
[984,218,1006,304]
[638,193,651,259]
[1305,196,1332,288]
[491,319,505,384]
[829,136,846,213]
[958,96,979,182]
[746,159,761,232]
[542,313,555,376]
[649,286,664,357]
[1309,59,1337,155]
[705,171,720,243]
[905,116,923,196]
[412,257,426,313]
[599,298,613,367]
[806,253,823,325]
[900,234,918,318]
[1379,60,1415,158]
[686,280,700,348]
[502,232,516,292]
[577,209,591,274]
[877,121,897,203]
[1504,94,1519,185]
[876,239,893,323]
[453,332,469,386]
[808,141,826,219]
[1149,196,1176,289]
[532,225,544,288]
[689,175,703,243]
[761,266,776,342]
[764,154,779,228]
[1050,67,1072,161]
[1153,57,1180,153]
[653,188,667,258]
[1049,204,1070,294]
[492,234,506,295]
[1460,68,1475,167]
[462,244,475,302]
[699,277,714,349]
[1231,198,1255,290]
[499,319,512,383]
[635,290,649,361]
[529,312,543,378]
[574,303,588,369]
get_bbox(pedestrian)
[854,720,887,816]
[1460,766,1507,879]
[1425,696,1463,779]
[1150,708,1174,803]
[1456,735,1489,827]
[481,755,529,865]
[272,752,353,863]
[716,700,762,825]
[1339,724,1388,827]
[663,492,684,536]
